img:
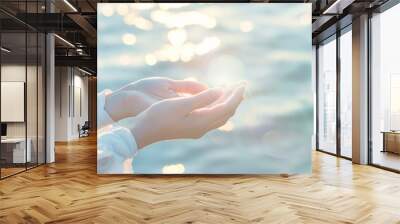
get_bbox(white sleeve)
[97,125,138,174]
[97,89,115,128]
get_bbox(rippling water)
[98,3,313,174]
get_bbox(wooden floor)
[1,135,400,224]
[373,151,400,171]
[0,167,26,178]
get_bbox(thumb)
[179,88,223,112]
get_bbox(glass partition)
[38,32,45,165]
[0,1,46,179]
[27,30,38,169]
[1,30,28,177]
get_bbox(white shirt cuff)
[97,126,138,174]
[97,89,115,128]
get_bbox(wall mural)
[97,3,313,174]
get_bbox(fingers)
[177,88,223,113]
[208,118,229,131]
[206,86,234,108]
[169,80,208,94]
[196,84,246,125]
[214,84,245,115]
[225,84,246,112]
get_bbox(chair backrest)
[82,121,90,129]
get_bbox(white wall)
[55,67,69,141]
[55,67,89,141]
[71,74,89,138]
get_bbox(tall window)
[312,45,317,150]
[340,28,352,158]
[390,75,400,130]
[371,3,400,171]
[317,37,337,154]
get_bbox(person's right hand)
[131,84,246,149]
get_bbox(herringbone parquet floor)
[1,135,400,224]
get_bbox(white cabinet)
[1,138,32,163]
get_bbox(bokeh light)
[122,33,136,45]
[162,163,185,174]
[180,43,195,62]
[145,54,157,66]
[195,37,220,55]
[116,4,129,16]
[240,21,254,32]
[167,28,187,46]
[99,4,114,17]
[123,14,136,25]
[131,3,155,10]
[151,10,216,29]
[134,17,153,30]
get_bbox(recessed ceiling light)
[54,34,75,48]
[78,67,93,76]
[63,0,78,12]
[323,0,354,15]
[1,47,11,53]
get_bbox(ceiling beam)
[55,55,96,72]
[67,13,97,46]
[323,0,356,14]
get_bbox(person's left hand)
[105,77,208,121]
[130,84,245,149]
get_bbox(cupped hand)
[131,84,246,149]
[105,77,208,121]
